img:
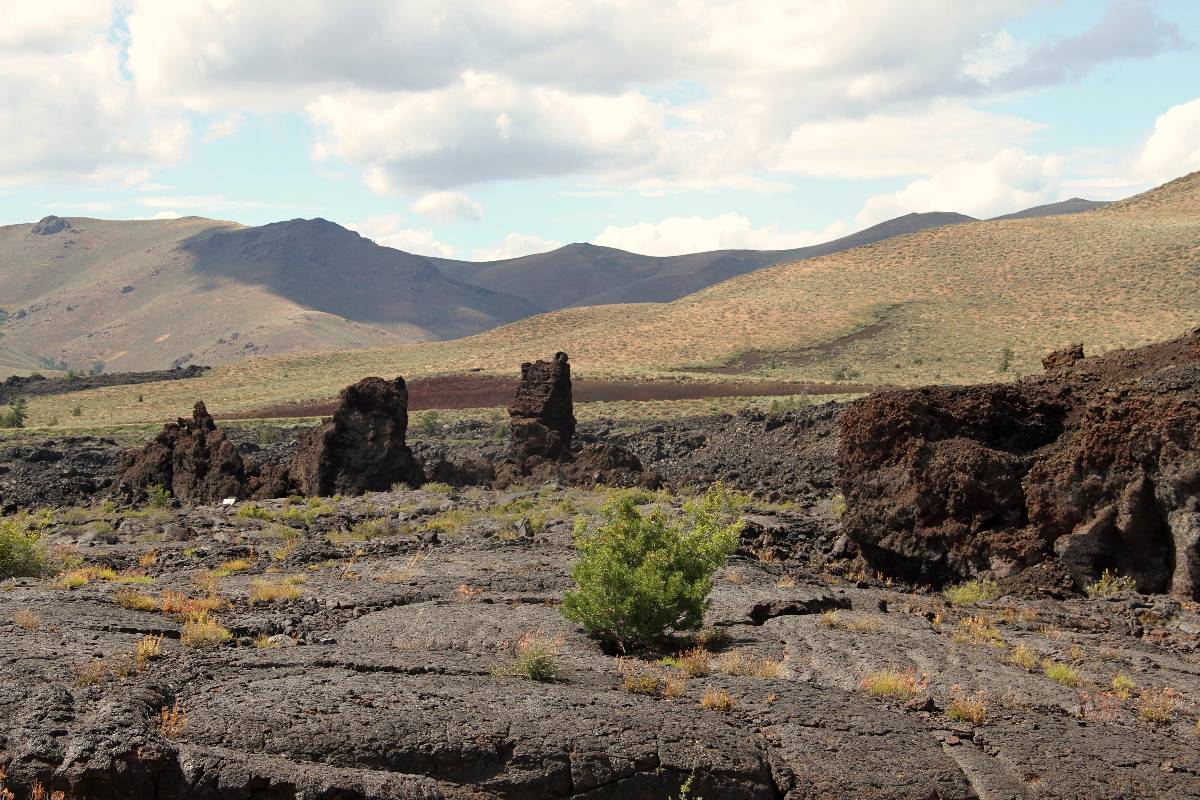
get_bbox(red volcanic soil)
[229,374,880,420]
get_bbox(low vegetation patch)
[159,699,187,738]
[950,615,1004,647]
[1009,644,1040,671]
[1111,673,1137,700]
[113,588,159,611]
[700,688,735,713]
[860,669,925,702]
[562,484,743,652]
[1085,569,1138,598]
[947,685,988,725]
[135,634,163,666]
[819,610,882,633]
[943,579,1001,607]
[1042,660,1081,687]
[1136,686,1178,724]
[180,613,232,648]
[248,576,304,604]
[715,650,784,678]
[0,512,48,579]
[507,633,560,682]
[13,609,41,630]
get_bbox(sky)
[1,0,1198,260]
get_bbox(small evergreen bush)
[0,512,47,579]
[561,483,743,652]
[0,399,27,429]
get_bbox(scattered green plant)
[947,685,988,725]
[561,483,744,652]
[1111,673,1137,700]
[1009,644,1040,671]
[1085,569,1138,598]
[145,484,172,509]
[508,633,560,682]
[0,512,47,579]
[1042,660,1081,687]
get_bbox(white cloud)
[118,1,1183,194]
[0,1,189,187]
[138,194,267,211]
[593,214,847,256]
[410,190,483,223]
[856,148,1062,225]
[473,233,562,261]
[1135,98,1200,182]
[346,214,457,257]
[202,113,243,143]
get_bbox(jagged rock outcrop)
[839,328,1200,599]
[290,376,423,496]
[497,352,658,488]
[508,351,576,460]
[1042,343,1085,372]
[29,215,71,236]
[115,402,251,504]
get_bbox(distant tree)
[0,399,27,429]
[999,346,1015,373]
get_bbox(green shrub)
[235,503,274,521]
[146,484,172,509]
[0,399,27,429]
[561,483,744,652]
[0,513,47,579]
[508,634,559,682]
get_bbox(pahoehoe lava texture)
[839,328,1200,598]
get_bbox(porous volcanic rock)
[114,401,251,504]
[509,351,576,460]
[496,352,658,488]
[290,376,423,496]
[839,328,1200,599]
[1042,343,1085,372]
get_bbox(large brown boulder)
[290,376,423,496]
[508,351,575,460]
[838,329,1200,599]
[115,402,250,504]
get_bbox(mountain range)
[0,197,1107,377]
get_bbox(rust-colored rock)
[838,329,1200,599]
[290,376,423,496]
[1042,343,1084,371]
[115,402,250,504]
[508,352,575,460]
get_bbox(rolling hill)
[432,211,975,308]
[0,216,537,376]
[21,172,1199,429]
[0,199,1101,380]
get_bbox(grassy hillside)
[17,171,1200,428]
[0,216,536,375]
[433,211,975,309]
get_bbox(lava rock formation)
[839,329,1200,599]
[290,376,424,496]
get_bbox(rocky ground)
[1,482,1199,799]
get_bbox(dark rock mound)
[0,365,210,406]
[115,401,252,504]
[30,215,71,236]
[839,328,1200,599]
[290,376,423,496]
[496,352,657,488]
[509,351,575,460]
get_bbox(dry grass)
[248,576,304,604]
[700,688,735,713]
[860,670,925,701]
[947,686,988,725]
[951,616,1004,647]
[160,590,226,618]
[1009,644,1040,672]
[13,609,40,630]
[943,579,1001,607]
[1042,660,1082,687]
[134,634,163,666]
[180,613,232,648]
[819,610,882,633]
[1136,687,1179,724]
[23,173,1200,428]
[159,699,187,738]
[715,650,784,678]
[113,588,159,611]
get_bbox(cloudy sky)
[2,0,1198,259]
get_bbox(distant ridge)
[990,198,1109,221]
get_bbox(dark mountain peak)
[990,198,1110,221]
